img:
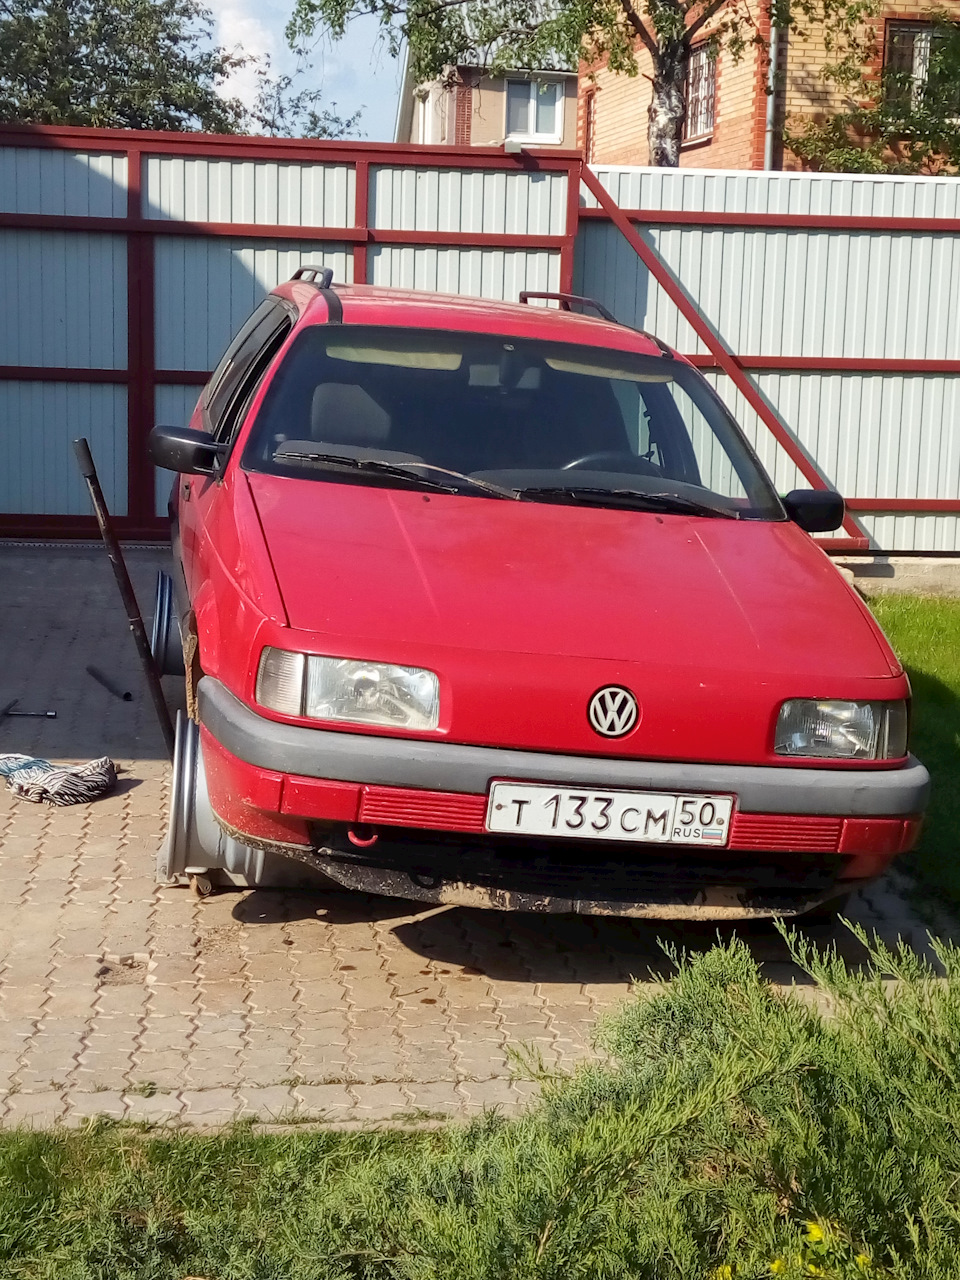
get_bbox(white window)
[683,45,716,141]
[506,79,562,141]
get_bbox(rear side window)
[214,320,293,448]
[203,299,291,441]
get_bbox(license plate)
[485,783,734,846]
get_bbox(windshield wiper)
[515,487,739,518]
[273,450,519,500]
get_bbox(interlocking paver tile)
[0,984,49,1018]
[405,1081,465,1115]
[239,1085,298,1120]
[456,1078,520,1111]
[65,1091,128,1123]
[41,985,100,1019]
[180,1088,244,1125]
[350,1082,410,1119]
[292,1083,354,1119]
[237,1055,296,1087]
[186,1053,243,1089]
[3,1091,67,1127]
[123,1092,185,1124]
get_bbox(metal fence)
[577,166,960,552]
[0,126,579,538]
[2,126,959,551]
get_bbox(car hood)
[245,472,903,762]
[248,472,892,674]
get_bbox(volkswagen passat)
[150,271,929,918]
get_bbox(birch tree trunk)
[648,40,689,166]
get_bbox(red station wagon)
[150,268,929,918]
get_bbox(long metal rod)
[72,437,175,760]
[579,166,867,543]
[764,24,782,170]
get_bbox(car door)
[178,298,294,605]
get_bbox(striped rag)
[0,754,117,805]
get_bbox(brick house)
[395,63,578,148]
[578,3,960,169]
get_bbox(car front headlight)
[774,699,908,760]
[256,648,440,730]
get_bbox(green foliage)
[785,9,960,171]
[869,595,960,901]
[6,931,960,1276]
[0,0,360,136]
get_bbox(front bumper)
[197,677,930,917]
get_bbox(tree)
[785,9,960,173]
[286,0,872,165]
[249,59,363,137]
[0,0,361,136]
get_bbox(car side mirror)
[782,488,845,534]
[149,425,223,475]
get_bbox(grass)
[4,929,960,1278]
[868,595,960,905]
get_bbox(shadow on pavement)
[0,545,175,764]
[232,883,874,987]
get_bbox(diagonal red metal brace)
[579,167,867,544]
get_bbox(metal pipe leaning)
[72,437,175,759]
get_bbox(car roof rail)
[519,291,618,323]
[291,265,335,289]
[518,290,674,359]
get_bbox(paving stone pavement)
[0,545,954,1130]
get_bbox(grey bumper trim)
[198,677,930,817]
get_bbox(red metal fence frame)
[1,124,958,547]
[0,125,581,538]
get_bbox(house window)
[884,21,959,112]
[583,89,597,162]
[683,45,716,141]
[506,79,561,141]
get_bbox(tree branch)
[686,0,735,41]
[618,0,659,58]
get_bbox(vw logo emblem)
[588,686,639,738]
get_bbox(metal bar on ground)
[72,437,175,759]
[578,166,867,543]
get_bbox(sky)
[204,0,405,141]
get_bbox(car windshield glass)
[241,326,784,519]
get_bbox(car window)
[203,299,288,440]
[213,318,293,449]
[241,326,783,519]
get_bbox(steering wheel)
[562,450,660,474]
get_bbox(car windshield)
[241,325,784,519]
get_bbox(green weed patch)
[4,930,960,1278]
[869,595,960,904]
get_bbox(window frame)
[201,296,296,459]
[682,43,717,143]
[583,88,598,163]
[883,19,960,116]
[505,77,564,143]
